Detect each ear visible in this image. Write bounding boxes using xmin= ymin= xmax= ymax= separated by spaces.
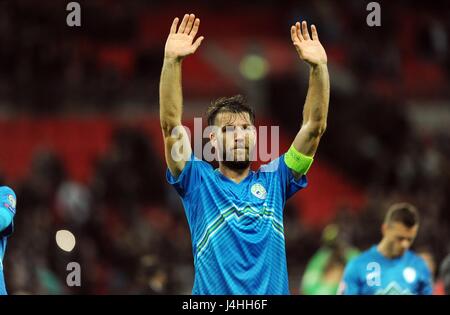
xmin=209 ymin=131 xmax=216 ymax=144
xmin=381 ymin=223 xmax=387 ymax=237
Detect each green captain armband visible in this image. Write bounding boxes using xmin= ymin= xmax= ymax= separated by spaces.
xmin=284 ymin=145 xmax=314 ymax=175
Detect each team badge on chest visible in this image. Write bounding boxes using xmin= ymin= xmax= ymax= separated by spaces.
xmin=403 ymin=267 xmax=416 ymax=283
xmin=251 ymin=183 xmax=267 ymax=200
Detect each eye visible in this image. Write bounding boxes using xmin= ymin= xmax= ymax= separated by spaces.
xmin=222 ymin=125 xmax=235 ymax=132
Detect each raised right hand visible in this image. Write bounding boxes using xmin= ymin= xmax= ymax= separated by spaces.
xmin=164 ymin=14 xmax=204 ymax=61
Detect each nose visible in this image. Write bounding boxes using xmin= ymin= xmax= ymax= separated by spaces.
xmin=234 ymin=126 xmax=247 ymax=140
xmin=401 ymin=240 xmax=410 ymax=250
xmin=234 ymin=137 xmax=245 ymax=149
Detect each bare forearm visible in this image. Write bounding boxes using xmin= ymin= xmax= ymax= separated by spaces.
xmin=302 ymin=63 xmax=329 ymax=128
xmin=159 ymin=57 xmax=183 ymax=133
xmin=292 ymin=64 xmax=329 ymax=158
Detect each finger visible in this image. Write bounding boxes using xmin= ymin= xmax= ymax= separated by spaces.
xmin=302 ymin=21 xmax=310 ymax=40
xmin=192 ymin=36 xmax=205 ymax=51
xmin=190 ymin=18 xmax=200 ymax=37
xmin=184 ymin=14 xmax=195 ymax=34
xmin=178 ymin=14 xmax=189 ymax=33
xmin=295 ymin=22 xmax=303 ymax=42
xmin=311 ymin=24 xmax=319 ymax=40
xmin=169 ymin=17 xmax=179 ymax=34
xmin=290 ymin=25 xmax=298 ymax=43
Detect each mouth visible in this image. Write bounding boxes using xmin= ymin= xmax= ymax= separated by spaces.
xmin=232 ymin=148 xmax=248 ymax=154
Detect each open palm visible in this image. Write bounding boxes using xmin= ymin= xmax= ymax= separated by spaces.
xmin=165 ymin=14 xmax=204 ymax=60
xmin=291 ymin=21 xmax=327 ymax=66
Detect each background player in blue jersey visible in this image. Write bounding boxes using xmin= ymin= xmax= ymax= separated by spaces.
xmin=159 ymin=13 xmax=329 ymax=294
xmin=339 ymin=203 xmax=432 ymax=295
xmin=0 ymin=186 xmax=17 ymax=295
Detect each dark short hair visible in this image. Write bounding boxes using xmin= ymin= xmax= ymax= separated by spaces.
xmin=206 ymin=95 xmax=255 ymax=126
xmin=384 ymin=203 xmax=419 ymax=228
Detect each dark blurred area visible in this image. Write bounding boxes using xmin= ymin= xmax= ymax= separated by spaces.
xmin=0 ymin=0 xmax=449 ymax=294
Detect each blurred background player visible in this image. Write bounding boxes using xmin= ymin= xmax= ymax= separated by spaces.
xmin=416 ymin=245 xmax=441 ymax=293
xmin=300 ymin=223 xmax=359 ymax=295
xmin=160 ymin=13 xmax=329 ymax=294
xmin=339 ymin=203 xmax=432 ymax=295
xmin=0 ymin=186 xmax=17 ymax=295
xmin=437 ymin=253 xmax=450 ymax=295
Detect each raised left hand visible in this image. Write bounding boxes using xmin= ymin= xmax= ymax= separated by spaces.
xmin=290 ymin=21 xmax=327 ymax=66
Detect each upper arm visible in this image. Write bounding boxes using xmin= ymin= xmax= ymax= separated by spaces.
xmin=0 ymin=187 xmax=16 ymax=233
xmin=339 ymin=260 xmax=361 ymax=295
xmin=292 ymin=121 xmax=326 ymax=157
xmin=285 ymin=121 xmax=326 ymax=179
xmin=162 ymin=124 xmax=192 ymax=178
xmin=418 ymin=260 xmax=433 ymax=295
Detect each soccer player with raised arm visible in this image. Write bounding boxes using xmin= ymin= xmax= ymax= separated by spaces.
xmin=339 ymin=203 xmax=432 ymax=295
xmin=159 ymin=13 xmax=329 ymax=294
xmin=0 ymin=186 xmax=17 ymax=295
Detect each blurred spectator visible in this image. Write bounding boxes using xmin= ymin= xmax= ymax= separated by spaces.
xmin=300 ymin=224 xmax=359 ymax=295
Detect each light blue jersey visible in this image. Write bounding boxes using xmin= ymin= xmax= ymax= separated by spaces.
xmin=0 ymin=186 xmax=16 ymax=295
xmin=339 ymin=245 xmax=432 ymax=295
xmin=167 ymin=153 xmax=307 ymax=294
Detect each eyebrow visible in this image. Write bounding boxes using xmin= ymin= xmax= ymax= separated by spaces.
xmin=221 ymin=122 xmax=251 ymax=127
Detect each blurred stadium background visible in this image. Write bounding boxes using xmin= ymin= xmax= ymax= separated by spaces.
xmin=0 ymin=0 xmax=449 ymax=294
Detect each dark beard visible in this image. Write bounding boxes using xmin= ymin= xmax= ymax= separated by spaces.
xmin=221 ymin=160 xmax=251 ymax=170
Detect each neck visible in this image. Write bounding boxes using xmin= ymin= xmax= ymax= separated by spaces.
xmin=218 ymin=163 xmax=251 ymax=184
xmin=377 ymin=239 xmax=395 ymax=259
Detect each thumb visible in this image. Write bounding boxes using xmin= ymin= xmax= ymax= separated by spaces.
xmin=193 ymin=36 xmax=205 ymax=51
